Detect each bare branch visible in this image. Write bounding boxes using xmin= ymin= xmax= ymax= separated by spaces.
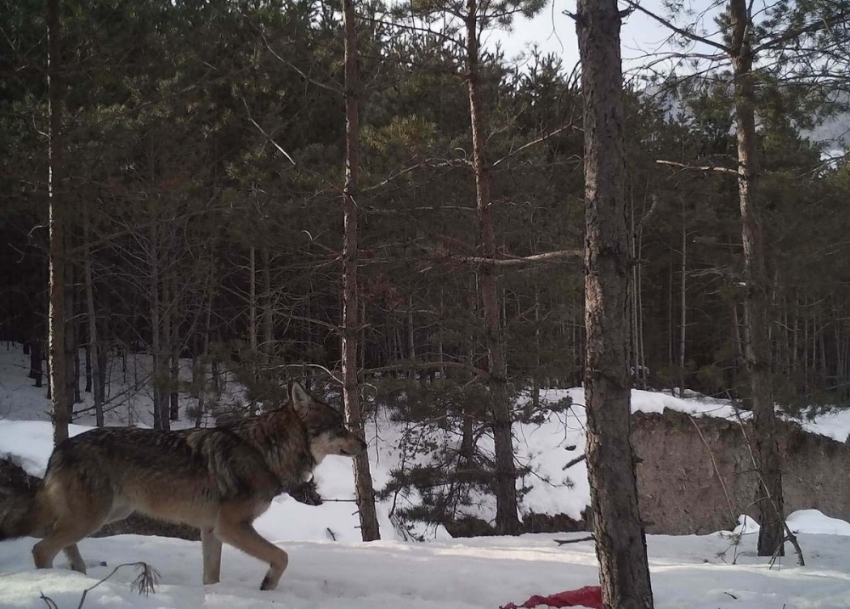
xmin=260 ymin=30 xmax=342 ymax=95
xmin=430 ymin=249 xmax=584 ymax=267
xmin=554 ymin=535 xmax=595 ymax=545
xmin=656 ymin=159 xmax=738 ymax=176
xmin=562 ymin=454 xmax=586 ymax=470
xmin=622 ymin=0 xmax=731 ymax=54
xmin=364 ymin=360 xmax=490 ymax=380
xmin=491 ymin=124 xmax=582 ymax=168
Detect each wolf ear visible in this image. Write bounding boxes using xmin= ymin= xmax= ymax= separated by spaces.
xmin=289 ymin=381 xmax=312 ymax=415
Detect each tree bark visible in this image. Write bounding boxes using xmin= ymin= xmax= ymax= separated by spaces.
xmin=576 ymin=0 xmax=654 ymax=606
xmin=464 ymin=0 xmax=520 ymax=536
xmin=47 ymin=0 xmax=69 ymax=445
xmin=729 ymin=0 xmax=784 ymax=558
xmin=342 ymin=0 xmax=380 ymax=542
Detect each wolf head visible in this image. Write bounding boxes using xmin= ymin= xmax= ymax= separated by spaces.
xmin=288 ymin=382 xmax=368 ymax=465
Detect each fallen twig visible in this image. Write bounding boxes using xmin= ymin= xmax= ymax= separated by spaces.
xmin=554 ymin=535 xmax=595 ymax=546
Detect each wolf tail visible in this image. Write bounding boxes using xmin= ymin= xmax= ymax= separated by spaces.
xmin=0 ymin=458 xmax=49 ymax=541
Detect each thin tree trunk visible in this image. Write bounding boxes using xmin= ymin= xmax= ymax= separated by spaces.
xmin=84 ymin=343 xmax=92 ymax=392
xmin=196 ymin=260 xmax=214 ymax=426
xmin=679 ymin=207 xmax=686 ymax=398
xmin=161 ymin=252 xmax=172 ymax=429
xmin=576 ymin=0 xmax=654 ymax=606
xmin=819 ymin=309 xmax=828 ymax=381
xmin=72 ymin=309 xmax=81 ymax=404
xmin=82 ymin=199 xmax=103 ymax=426
xmin=261 ymin=248 xmax=273 ymax=366
xmin=407 ymin=295 xmax=416 ymax=380
xmin=636 ymin=217 xmax=647 ymax=390
xmin=791 ymin=292 xmax=798 ymax=374
xmin=730 ymin=0 xmax=784 ymax=558
xmin=170 ymin=269 xmax=180 ymax=421
xmin=342 ymin=0 xmax=380 ymax=542
xmin=668 ymin=251 xmax=674 ymax=371
xmin=47 ymin=0 xmax=69 ymax=445
xmin=464 ymin=0 xmax=520 ymax=536
xmin=531 ymin=285 xmax=540 ymax=414
xmin=438 ymin=288 xmax=445 ymax=379
xmin=66 ymin=256 xmax=78 ymax=411
xmin=97 ymin=320 xmax=107 ymax=406
xmin=150 ymin=218 xmax=163 ymax=430
xmin=803 ymin=295 xmax=809 ymax=392
xmin=30 ymin=339 xmax=44 ymax=388
xmin=732 ymin=302 xmax=744 ymax=377
xmin=249 ymin=246 xmax=258 ymax=376
xmin=630 ymin=188 xmax=639 ymax=385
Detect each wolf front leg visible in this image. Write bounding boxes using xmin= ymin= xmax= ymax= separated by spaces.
xmin=201 ymin=527 xmax=222 ymax=585
xmin=215 ymin=505 xmax=288 ymax=591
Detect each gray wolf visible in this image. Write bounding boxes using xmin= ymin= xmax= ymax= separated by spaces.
xmin=0 ymin=381 xmax=366 ymax=590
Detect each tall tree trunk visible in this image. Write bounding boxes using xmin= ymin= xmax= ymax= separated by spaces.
xmin=464 ymin=0 xmax=520 ymax=536
xmin=576 ymin=1 xmax=654 ymax=606
xmin=729 ymin=0 xmax=784 ymax=558
xmin=47 ymin=0 xmax=70 ymax=445
xmin=679 ymin=207 xmax=686 ymax=398
xmin=82 ymin=199 xmax=104 ymax=426
xmin=342 ymin=0 xmax=380 ymax=542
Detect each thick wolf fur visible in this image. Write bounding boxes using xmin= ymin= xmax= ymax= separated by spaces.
xmin=0 ymin=382 xmax=366 ymax=591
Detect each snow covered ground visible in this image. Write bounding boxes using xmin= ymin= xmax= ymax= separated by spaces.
xmin=2 ymin=528 xmax=850 ymax=608
xmin=2 ymin=344 xmax=850 ymax=607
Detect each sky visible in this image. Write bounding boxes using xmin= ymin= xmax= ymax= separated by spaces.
xmin=486 ymin=0 xmax=719 ymax=72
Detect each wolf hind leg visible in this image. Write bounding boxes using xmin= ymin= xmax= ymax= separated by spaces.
xmin=215 ymin=508 xmax=288 ymax=591
xmin=202 ymin=527 xmax=222 ymax=585
xmin=59 ymin=504 xmax=134 ymax=572
xmin=33 ymin=503 xmax=109 ymax=571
